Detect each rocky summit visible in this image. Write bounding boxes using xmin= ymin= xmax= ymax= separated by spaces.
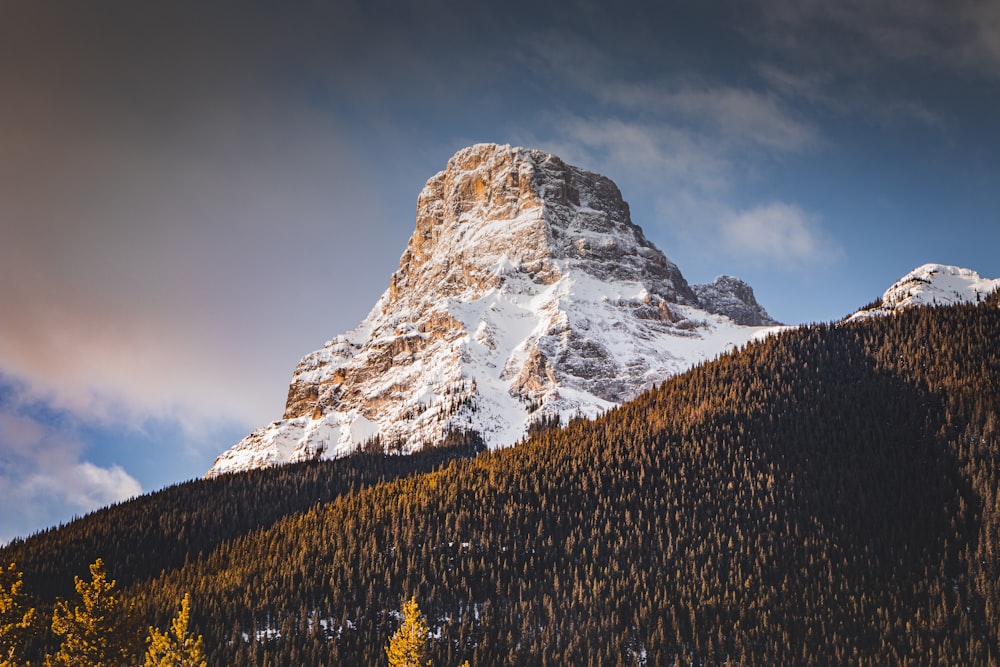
xmin=207 ymin=144 xmax=781 ymax=476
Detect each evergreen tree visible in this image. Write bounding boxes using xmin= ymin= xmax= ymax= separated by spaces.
xmin=1 ymin=562 xmax=37 ymax=667
xmin=386 ymin=597 xmax=430 ymax=667
xmin=143 ymin=594 xmax=206 ymax=667
xmin=47 ymin=558 xmax=137 ymax=667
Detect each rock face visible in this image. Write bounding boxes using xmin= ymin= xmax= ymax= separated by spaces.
xmin=693 ymin=275 xmax=779 ymax=326
xmin=207 ymin=144 xmax=781 ymax=476
xmin=848 ymin=263 xmax=1000 ymax=321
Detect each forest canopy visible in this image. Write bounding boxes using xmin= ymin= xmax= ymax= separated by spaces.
xmin=4 ymin=297 xmax=1000 ymax=665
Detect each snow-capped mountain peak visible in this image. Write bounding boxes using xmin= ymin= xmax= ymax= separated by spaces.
xmin=848 ymin=263 xmax=1000 ymax=321
xmin=206 ymin=144 xmax=781 ymax=477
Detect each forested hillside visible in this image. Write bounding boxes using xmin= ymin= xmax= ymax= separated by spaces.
xmin=5 ymin=296 xmax=1000 ymax=665
xmin=2 ymin=439 xmax=483 ymax=602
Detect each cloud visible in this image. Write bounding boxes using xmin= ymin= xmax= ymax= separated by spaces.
xmin=528 ymin=79 xmax=816 ymax=197
xmin=752 ymin=0 xmax=1000 ymax=75
xmin=968 ymin=1 xmax=1000 ymax=67
xmin=601 ymin=82 xmax=817 ymax=154
xmin=0 ymin=407 xmax=141 ymax=545
xmin=523 ymin=32 xmax=818 ymax=156
xmin=523 ymin=103 xmax=838 ymax=273
xmin=720 ymin=202 xmax=844 ymax=269
xmin=538 ymin=116 xmax=731 ymax=195
xmin=512 ymin=32 xmax=841 ymax=275
xmin=753 ymin=64 xmax=944 ymax=132
xmin=0 ymin=3 xmax=405 ymax=437
xmin=647 ymin=193 xmax=843 ymax=271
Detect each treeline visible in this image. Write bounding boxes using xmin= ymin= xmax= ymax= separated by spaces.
xmin=1 ymin=439 xmax=484 ymax=603
xmin=6 ymin=298 xmax=1000 ymax=664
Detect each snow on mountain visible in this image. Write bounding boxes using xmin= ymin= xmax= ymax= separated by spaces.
xmin=848 ymin=263 xmax=1000 ymax=321
xmin=206 ymin=144 xmax=782 ymax=477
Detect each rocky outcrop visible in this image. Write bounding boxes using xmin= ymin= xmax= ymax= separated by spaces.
xmin=693 ymin=275 xmax=780 ymax=326
xmin=207 ymin=144 xmax=780 ymax=476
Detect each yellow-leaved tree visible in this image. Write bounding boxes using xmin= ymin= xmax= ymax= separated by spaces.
xmin=1 ymin=562 xmax=37 ymax=667
xmin=385 ymin=596 xmax=430 ymax=667
xmin=143 ymin=593 xmax=206 ymax=667
xmin=46 ymin=558 xmax=139 ymax=667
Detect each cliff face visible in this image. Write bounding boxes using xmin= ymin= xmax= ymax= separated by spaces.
xmin=693 ymin=275 xmax=779 ymax=326
xmin=207 ymin=144 xmax=780 ymax=476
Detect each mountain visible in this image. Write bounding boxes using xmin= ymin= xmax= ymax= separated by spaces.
xmin=207 ymin=144 xmax=780 ymax=476
xmin=849 ymin=263 xmax=1000 ymax=320
xmin=6 ymin=295 xmax=999 ymax=665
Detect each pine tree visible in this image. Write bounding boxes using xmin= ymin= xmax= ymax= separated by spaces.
xmin=1 ymin=562 xmax=37 ymax=667
xmin=385 ymin=597 xmax=430 ymax=667
xmin=143 ymin=593 xmax=206 ymax=667
xmin=47 ymin=558 xmax=137 ymax=667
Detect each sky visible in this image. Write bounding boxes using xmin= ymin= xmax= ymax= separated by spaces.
xmin=2 ymin=0 xmax=999 ymax=544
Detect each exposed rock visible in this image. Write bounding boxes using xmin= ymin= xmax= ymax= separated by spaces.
xmin=693 ymin=275 xmax=780 ymax=326
xmin=207 ymin=144 xmax=781 ymax=477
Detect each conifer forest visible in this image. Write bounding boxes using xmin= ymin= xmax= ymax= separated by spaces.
xmin=4 ymin=296 xmax=1000 ymax=665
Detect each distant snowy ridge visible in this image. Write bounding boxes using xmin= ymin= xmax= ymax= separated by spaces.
xmin=206 ymin=144 xmax=782 ymax=477
xmin=848 ymin=264 xmax=1000 ymax=321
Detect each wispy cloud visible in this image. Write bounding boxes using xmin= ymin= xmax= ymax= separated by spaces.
xmin=755 ymin=62 xmax=943 ymax=129
xmin=530 ymin=112 xmax=840 ymax=271
xmin=720 ymin=202 xmax=843 ymax=269
xmin=645 ymin=193 xmax=843 ymax=271
xmin=0 ymin=406 xmax=141 ymax=544
xmin=599 ymin=82 xmax=818 ymax=154
xmin=515 ymin=64 xmax=834 ymax=272
xmin=511 ymin=29 xmax=841 ymax=274
xmin=752 ymin=0 xmax=1000 ymax=76
xmin=541 ymin=116 xmax=731 ymax=194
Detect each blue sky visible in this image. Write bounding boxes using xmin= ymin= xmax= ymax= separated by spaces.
xmin=2 ymin=0 xmax=999 ymax=543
